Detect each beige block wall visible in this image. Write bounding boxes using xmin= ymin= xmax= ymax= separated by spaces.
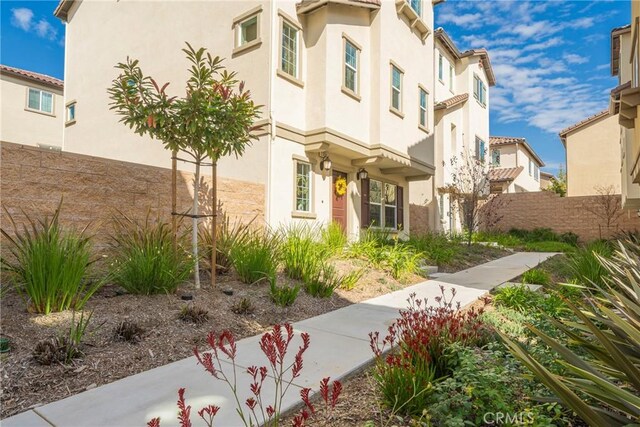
xmin=0 ymin=75 xmax=63 ymax=148
xmin=1 ymin=142 xmax=265 ymax=252
xmin=565 ymin=114 xmax=621 ymax=197
xmin=479 ymin=191 xmax=640 ymax=242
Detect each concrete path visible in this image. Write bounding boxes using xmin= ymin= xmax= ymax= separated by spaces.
xmin=2 ymin=252 xmax=556 ymax=427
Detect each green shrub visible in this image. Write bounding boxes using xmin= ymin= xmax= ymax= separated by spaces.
xmin=524 ymin=241 xmax=575 ymax=253
xmin=1 ymin=202 xmax=98 ymax=314
xmin=280 ymin=223 xmax=324 ymax=281
xmin=386 ymin=243 xmax=422 ymax=280
xmin=473 ymin=230 xmax=523 ymax=248
xmin=493 ymin=284 xmax=540 ymax=312
xmin=320 ymin=222 xmax=347 ymax=256
xmin=33 ymin=310 xmax=93 ymax=364
xmin=407 ymin=232 xmax=459 ymax=265
xmin=569 ymin=240 xmax=613 ymax=287
xmin=521 ymin=268 xmax=551 ymax=286
xmin=339 ymin=268 xmax=364 ymax=290
xmin=302 ymin=263 xmax=341 ymax=298
xmin=110 ymin=212 xmax=193 ymax=295
xmin=230 ymin=231 xmax=280 ymax=285
xmin=269 ymin=277 xmax=299 ymax=307
xmin=560 ymin=232 xmax=579 ymax=245
xmin=199 ymin=212 xmax=254 ymax=273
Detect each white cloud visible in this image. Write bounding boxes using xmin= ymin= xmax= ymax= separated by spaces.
xmin=595 ymin=63 xmax=610 ymax=71
xmin=567 ymin=17 xmax=595 ymax=29
xmin=34 ymin=19 xmax=57 ymax=40
xmin=524 ymin=37 xmax=562 ymax=51
xmin=563 ymin=53 xmax=589 ymax=64
xmin=11 ymin=8 xmax=33 ymax=31
xmin=438 ymin=12 xmax=483 ymax=29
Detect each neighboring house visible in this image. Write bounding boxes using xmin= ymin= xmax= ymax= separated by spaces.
xmin=539 ymin=171 xmax=554 ymax=190
xmin=558 ymin=110 xmax=621 ymax=197
xmin=55 ymin=0 xmax=438 ymax=238
xmin=487 ymin=136 xmax=544 ymax=194
xmin=0 ymin=65 xmax=64 ymax=149
xmin=431 ymin=28 xmax=495 ymax=233
xmin=610 ymin=21 xmax=640 ymax=208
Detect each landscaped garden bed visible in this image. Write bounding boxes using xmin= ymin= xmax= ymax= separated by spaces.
xmin=0 ymin=205 xmax=508 ymax=419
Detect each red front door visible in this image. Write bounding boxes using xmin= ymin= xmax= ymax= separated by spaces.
xmin=332 ymin=171 xmax=348 ymax=232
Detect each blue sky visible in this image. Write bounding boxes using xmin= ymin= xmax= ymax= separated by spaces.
xmin=1 ymin=0 xmax=630 ymax=175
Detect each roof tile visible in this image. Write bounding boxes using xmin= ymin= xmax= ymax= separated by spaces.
xmin=488 ymin=166 xmax=524 ymax=182
xmin=434 ymin=93 xmax=469 ymax=110
xmin=0 ymin=64 xmax=63 ymax=89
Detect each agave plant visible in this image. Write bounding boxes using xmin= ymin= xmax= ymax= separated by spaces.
xmin=499 ymin=240 xmax=640 ymax=426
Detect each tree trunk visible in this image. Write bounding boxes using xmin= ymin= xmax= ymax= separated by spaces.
xmin=171 ymin=150 xmax=177 ymax=253
xmin=211 ymin=162 xmax=218 ymax=288
xmin=192 ymin=160 xmax=201 ymax=289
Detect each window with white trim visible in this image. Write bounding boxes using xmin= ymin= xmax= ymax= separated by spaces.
xmin=344 ymin=39 xmax=358 ymax=93
xmin=449 ymin=64 xmax=454 ymax=91
xmin=281 ymin=21 xmax=299 ymax=78
xmin=369 ymin=179 xmax=398 ymax=229
xmin=295 ymin=161 xmax=312 ymax=212
xmin=473 ymin=74 xmax=487 ymax=106
xmin=534 ymin=165 xmax=540 ymax=181
xmin=237 ymin=15 xmax=258 ymax=47
xmin=491 ymin=149 xmax=500 ymax=166
xmin=27 ymin=88 xmax=54 ymax=114
xmin=529 ymin=159 xmax=533 ymax=176
xmin=407 ymin=0 xmax=422 ymax=17
xmin=438 ymin=53 xmax=443 ymax=81
xmin=66 ymin=102 xmax=76 ymax=123
xmin=391 ymin=65 xmax=403 ymax=112
xmin=419 ymin=87 xmax=428 ymax=128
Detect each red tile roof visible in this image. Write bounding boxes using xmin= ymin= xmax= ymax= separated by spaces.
xmin=0 ymin=64 xmax=63 ymax=89
xmin=488 ymin=166 xmax=524 ymax=183
xmin=558 ymin=109 xmax=609 ymax=139
xmin=434 ymin=93 xmax=469 ymax=110
xmin=434 ymin=28 xmax=496 ymax=87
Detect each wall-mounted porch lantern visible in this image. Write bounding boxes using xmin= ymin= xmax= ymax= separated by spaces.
xmin=320 ymin=153 xmax=332 ymax=171
xmin=357 ymin=168 xmax=368 ymax=180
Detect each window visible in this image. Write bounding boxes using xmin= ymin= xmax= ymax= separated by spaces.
xmin=419 ymin=86 xmax=428 ymax=129
xmin=390 ymin=64 xmax=403 ymax=113
xmin=475 ymin=137 xmax=486 ymax=162
xmin=438 ymin=54 xmax=443 ymax=81
xmin=491 ymin=149 xmax=500 ymax=166
xmin=528 ymin=159 xmax=533 ymax=176
xmin=343 ymin=38 xmax=359 ymax=94
xmin=27 ymin=88 xmax=54 ymax=114
xmin=449 ymin=64 xmax=454 ymax=92
xmin=369 ymin=179 xmax=398 ymax=229
xmin=281 ymin=21 xmax=299 ymax=78
xmin=534 ymin=165 xmax=540 ymax=181
xmin=473 ymin=74 xmax=487 ymax=106
xmin=239 ymin=16 xmax=258 ymax=45
xmin=407 ymin=0 xmax=421 ymax=17
xmin=66 ymin=102 xmax=76 ymax=124
xmin=295 ymin=161 xmax=312 ymax=212
xmin=233 ymin=6 xmax=262 ymax=53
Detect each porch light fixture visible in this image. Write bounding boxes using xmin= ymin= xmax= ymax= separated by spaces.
xmin=357 ymin=168 xmax=368 ymax=180
xmin=320 ymin=153 xmax=332 ymax=171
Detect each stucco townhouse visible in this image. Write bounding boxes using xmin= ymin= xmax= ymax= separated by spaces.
xmin=487 ymin=136 xmax=545 ymax=194
xmin=0 ymin=65 xmax=64 ymax=149
xmin=427 ymin=27 xmax=495 ymax=233
xmin=53 ymin=0 xmax=449 ymax=239
xmin=610 ymin=16 xmax=640 ymax=209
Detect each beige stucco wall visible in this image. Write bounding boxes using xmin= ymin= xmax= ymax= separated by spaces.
xmin=566 ymin=114 xmax=621 ymax=197
xmin=63 ymin=0 xmax=270 ymax=185
xmin=0 ymin=75 xmax=63 ymax=148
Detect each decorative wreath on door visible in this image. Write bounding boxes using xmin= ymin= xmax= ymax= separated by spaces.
xmin=334 ymin=177 xmax=347 ymax=197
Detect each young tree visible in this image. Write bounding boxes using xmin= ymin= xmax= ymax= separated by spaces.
xmin=108 ymin=43 xmax=263 ymax=288
xmin=545 ymin=166 xmax=567 ymax=197
xmin=441 ymin=149 xmax=490 ymax=246
xmin=584 ymin=185 xmax=624 ymax=239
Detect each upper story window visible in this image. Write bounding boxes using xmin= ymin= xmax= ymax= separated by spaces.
xmin=473 ymin=74 xmax=487 ymax=107
xmin=281 ymin=21 xmax=299 ymax=78
xmin=449 ymin=64 xmax=454 ymax=92
xmin=491 ymin=149 xmax=500 ymax=166
xmin=475 ymin=136 xmax=486 ymax=163
xmin=419 ymin=86 xmax=428 ymax=130
xmin=390 ymin=62 xmax=404 ymax=116
xmin=342 ymin=35 xmax=361 ymax=99
xmin=295 ymin=160 xmax=312 ymax=212
xmin=407 ymin=0 xmax=422 ymax=17
xmin=233 ymin=6 xmax=262 ymax=55
xmin=438 ymin=54 xmax=444 ymax=81
xmin=528 ymin=159 xmax=533 ymax=176
xmin=27 ymin=88 xmax=54 ymax=114
xmin=534 ymin=165 xmax=540 ymax=181
xmin=66 ymin=101 xmax=76 ymax=125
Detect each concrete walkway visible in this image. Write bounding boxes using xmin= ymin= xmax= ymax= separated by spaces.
xmin=2 ymin=252 xmax=556 ymax=427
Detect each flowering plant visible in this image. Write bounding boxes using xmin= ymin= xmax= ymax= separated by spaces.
xmin=148 ymin=323 xmax=341 ymax=427
xmin=334 ymin=177 xmax=347 ymax=197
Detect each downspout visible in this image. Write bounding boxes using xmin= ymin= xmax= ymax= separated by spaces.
xmin=265 ymin=0 xmax=276 ymax=225
xmin=61 ymin=20 xmax=68 ymax=151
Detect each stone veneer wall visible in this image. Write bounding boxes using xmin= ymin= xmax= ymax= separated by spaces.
xmin=479 ymin=191 xmax=640 ymax=242
xmin=1 ymin=142 xmax=265 ymax=251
